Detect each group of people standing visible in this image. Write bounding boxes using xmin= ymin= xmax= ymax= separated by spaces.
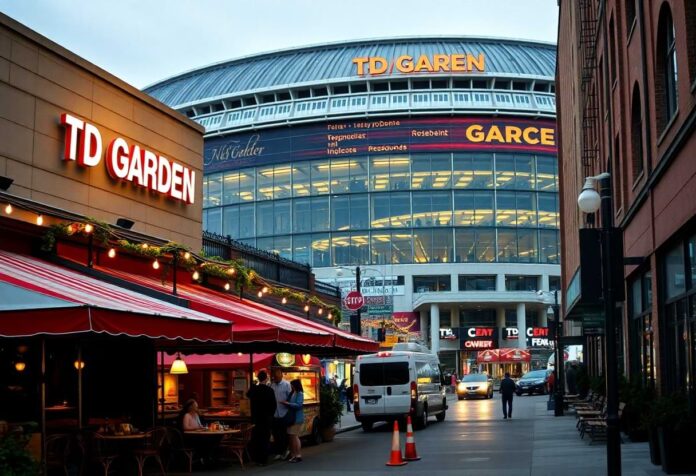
xmin=246 ymin=368 xmax=305 ymax=465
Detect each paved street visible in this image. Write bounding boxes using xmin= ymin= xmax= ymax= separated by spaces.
xmin=171 ymin=394 xmax=670 ymax=476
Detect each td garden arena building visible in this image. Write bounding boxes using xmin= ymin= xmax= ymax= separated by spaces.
xmin=146 ymin=37 xmax=562 ymax=375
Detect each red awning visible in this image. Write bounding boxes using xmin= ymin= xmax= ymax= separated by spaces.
xmin=97 ymin=265 xmax=378 ymax=353
xmin=0 ymin=251 xmax=231 ymax=343
xmin=498 ymin=348 xmax=531 ymax=362
xmin=162 ymin=353 xmax=321 ymax=370
xmin=476 ymin=349 xmax=499 ymax=363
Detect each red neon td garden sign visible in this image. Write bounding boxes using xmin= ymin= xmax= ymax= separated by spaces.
xmin=60 ymin=113 xmax=196 ymax=204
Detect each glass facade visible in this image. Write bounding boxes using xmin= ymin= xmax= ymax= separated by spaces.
xmin=202 ymin=152 xmax=559 ymax=267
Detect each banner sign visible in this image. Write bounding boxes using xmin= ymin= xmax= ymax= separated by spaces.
xmin=459 ymin=327 xmax=498 ymax=350
xmin=204 ymin=117 xmax=557 ymax=172
xmin=352 ymin=53 xmax=485 ymax=76
xmin=392 ymin=312 xmax=420 ymax=333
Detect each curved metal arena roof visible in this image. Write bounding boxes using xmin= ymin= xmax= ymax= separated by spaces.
xmin=145 ymin=37 xmax=556 ymax=107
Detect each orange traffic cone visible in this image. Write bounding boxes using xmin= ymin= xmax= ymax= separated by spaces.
xmin=385 ymin=420 xmax=407 ymax=466
xmin=404 ymin=415 xmax=421 ymax=461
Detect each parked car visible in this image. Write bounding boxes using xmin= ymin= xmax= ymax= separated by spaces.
xmin=456 ymin=374 xmax=493 ymax=400
xmin=515 ymin=369 xmax=552 ymax=395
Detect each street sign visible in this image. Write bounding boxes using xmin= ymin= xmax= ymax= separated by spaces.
xmin=367 ymin=304 xmax=392 ymax=316
xmin=344 ymin=291 xmax=365 ymax=311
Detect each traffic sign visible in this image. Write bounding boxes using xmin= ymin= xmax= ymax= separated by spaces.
xmin=344 ymin=291 xmax=365 ymax=311
xmin=367 ymin=304 xmax=393 ymax=316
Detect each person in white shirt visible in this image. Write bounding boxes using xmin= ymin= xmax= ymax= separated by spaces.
xmin=270 ymin=368 xmax=292 ymax=460
xmin=181 ymin=399 xmax=205 ymax=431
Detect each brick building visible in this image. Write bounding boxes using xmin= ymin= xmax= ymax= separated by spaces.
xmin=556 ymin=0 xmax=696 ymax=397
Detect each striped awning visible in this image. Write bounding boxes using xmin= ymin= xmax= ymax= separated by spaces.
xmin=0 ymin=251 xmax=232 ymax=343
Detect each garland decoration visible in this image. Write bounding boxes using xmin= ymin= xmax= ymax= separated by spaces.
xmin=37 ymin=216 xmax=341 ymax=324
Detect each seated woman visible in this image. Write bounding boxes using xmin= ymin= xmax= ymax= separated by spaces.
xmin=180 ymin=399 xmax=205 ymax=431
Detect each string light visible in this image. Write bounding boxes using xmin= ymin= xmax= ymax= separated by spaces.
xmin=262 ymin=286 xmax=268 ymax=294
xmin=192 ymin=271 xmax=200 ymax=281
xmin=304 ymin=304 xmax=310 ymax=312
xmin=318 ymin=308 xmax=323 ymax=315
xmin=224 ymin=282 xmax=231 ymax=291
xmin=107 ymin=248 xmax=116 ymax=258
xmin=328 ymin=313 xmax=333 ymax=319
xmin=36 ymin=215 xmax=43 ymax=226
xmin=14 ymin=361 xmax=26 ymax=372
xmin=141 ymin=243 xmax=149 ymax=249
xmin=73 ymin=359 xmax=85 ymax=370
xmin=84 ymin=223 xmax=93 ymax=234
xmin=257 ymin=291 xmax=263 ymax=298
xmin=226 ymin=268 xmax=235 ymax=275
xmin=237 ymin=352 xmax=243 ymax=356
xmin=281 ymin=297 xmax=287 ymax=304
xmin=4 ymin=204 xmax=12 ymax=214
xmin=183 ymin=252 xmax=191 ymax=260
xmin=152 ymin=259 xmax=160 ymax=270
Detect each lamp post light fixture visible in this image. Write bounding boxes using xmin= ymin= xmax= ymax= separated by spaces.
xmin=578 ymin=172 xmax=621 ymax=476
xmin=545 ymin=292 xmax=564 ymax=417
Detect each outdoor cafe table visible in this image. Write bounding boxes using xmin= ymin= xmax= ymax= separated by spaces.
xmin=184 ymin=428 xmax=242 ymax=465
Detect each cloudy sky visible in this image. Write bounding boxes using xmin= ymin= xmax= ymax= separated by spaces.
xmin=0 ymin=0 xmax=559 ymax=88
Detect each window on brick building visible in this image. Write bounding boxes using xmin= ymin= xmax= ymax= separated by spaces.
xmin=655 ymin=4 xmax=679 ymax=131
xmin=609 ymin=16 xmax=617 ymax=86
xmin=630 ymin=84 xmax=644 ymax=182
xmin=686 ymin=0 xmax=696 ymax=84
xmin=613 ymin=134 xmax=623 ymax=213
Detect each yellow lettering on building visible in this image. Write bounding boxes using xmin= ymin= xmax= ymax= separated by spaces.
xmin=464 ymin=124 xmax=556 ymax=147
xmin=352 ymin=57 xmax=369 ymax=76
xmin=352 ymin=53 xmax=486 ymax=76
xmin=396 ymin=55 xmax=414 ymax=73
xmin=466 ymin=125 xmax=485 ymax=142
xmin=467 ymin=53 xmax=485 ymax=72
xmin=522 ymin=127 xmax=540 ymax=144
xmin=414 ymin=55 xmax=433 ymax=73
xmin=451 ymin=54 xmax=466 ymax=72
xmin=369 ymin=57 xmax=388 ymax=75
xmin=540 ymin=128 xmax=555 ymax=145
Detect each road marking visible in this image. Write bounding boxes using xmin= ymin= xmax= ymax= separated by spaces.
xmin=462 ymin=457 xmax=491 ymax=462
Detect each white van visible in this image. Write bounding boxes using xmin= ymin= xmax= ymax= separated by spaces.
xmin=353 ymin=342 xmax=447 ymax=431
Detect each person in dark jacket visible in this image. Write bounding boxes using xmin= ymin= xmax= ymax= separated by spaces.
xmin=246 ymin=370 xmax=277 ymax=466
xmin=499 ymin=372 xmax=516 ymax=419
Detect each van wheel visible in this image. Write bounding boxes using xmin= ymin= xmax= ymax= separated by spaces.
xmin=416 ymin=407 xmax=428 ymax=430
xmin=361 ymin=421 xmax=373 ymax=432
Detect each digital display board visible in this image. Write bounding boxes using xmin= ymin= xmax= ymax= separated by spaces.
xmin=204 ymin=117 xmax=556 ymax=172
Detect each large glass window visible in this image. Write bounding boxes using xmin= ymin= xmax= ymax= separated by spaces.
xmin=293 ymin=234 xmax=311 ymax=265
xmin=471 ymin=154 xmax=494 ymax=189
xmin=239 ymin=203 xmax=255 ymax=238
xmin=274 ymin=200 xmax=291 ymax=235
xmin=331 ymin=232 xmax=350 ymax=265
xmin=256 ymin=202 xmax=274 ymax=236
xmin=413 ymin=275 xmax=451 ymax=292
xmin=371 ymin=232 xmax=391 ymax=264
xmin=506 ymin=275 xmax=539 ymax=291
xmin=274 ymin=165 xmax=292 ymax=199
xmin=411 ymin=154 xmax=451 ymax=189
xmin=292 ymin=163 xmax=310 ymax=197
xmin=389 ymin=193 xmax=411 ymax=228
xmin=331 ymin=195 xmax=350 ymax=230
xmin=208 ymin=173 xmax=223 ymax=207
xmin=390 ymin=155 xmax=410 ymax=191
xmin=391 ymin=231 xmax=413 ymax=264
xmin=538 ymin=193 xmax=559 ymax=228
xmin=330 ymin=159 xmax=351 ymax=194
xmin=206 ymin=207 xmax=222 ymax=234
xmin=370 ymin=156 xmax=390 ymax=191
xmin=413 ymin=228 xmax=453 ymax=263
xmin=496 ymin=192 xmax=517 ymax=226
xmin=452 ymin=153 xmax=474 ymax=188
xmin=666 ymin=244 xmax=686 ymax=299
xmin=536 ymin=155 xmax=557 ymax=191
xmin=539 ymin=229 xmax=559 ymax=263
xmin=257 ymin=166 xmax=274 ymax=200
xmin=496 ymin=154 xmax=516 ymax=189
xmin=311 ymin=233 xmax=330 ymax=267
xmin=222 ymin=171 xmax=239 ymax=204
xmin=238 ymin=170 xmax=255 ymax=202
xmin=223 ymin=206 xmax=239 ymax=238
xmin=413 ymin=191 xmax=451 ymax=227
xmin=459 ymin=275 xmax=497 ymax=291
xmin=498 ymin=229 xmax=517 ymax=262
xmin=517 ymin=229 xmax=538 ymax=262
xmin=350 ymin=194 xmax=369 ymax=230
xmin=350 ymin=157 xmax=368 ymax=192
xmin=293 ymin=198 xmax=311 ymax=233
xmin=311 ymin=196 xmax=330 ymax=231
xmin=311 ymin=160 xmax=330 ymax=195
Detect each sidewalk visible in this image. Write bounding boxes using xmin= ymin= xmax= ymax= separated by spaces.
xmin=336 ymin=404 xmax=359 ymax=433
xmin=530 ymin=399 xmax=667 ymax=476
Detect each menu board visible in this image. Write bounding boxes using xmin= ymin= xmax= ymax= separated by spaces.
xmin=204 ymin=117 xmax=557 ymax=172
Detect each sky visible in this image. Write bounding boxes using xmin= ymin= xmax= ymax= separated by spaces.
xmin=0 ymin=0 xmax=559 ymax=89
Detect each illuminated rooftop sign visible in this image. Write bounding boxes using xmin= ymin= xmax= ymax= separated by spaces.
xmin=352 ymin=53 xmax=485 ymax=76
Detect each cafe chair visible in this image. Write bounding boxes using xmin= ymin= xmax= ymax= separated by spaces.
xmin=133 ymin=427 xmax=167 ymax=476
xmin=164 ymin=427 xmax=193 ymax=473
xmin=46 ymin=433 xmax=71 ymax=476
xmin=81 ymin=431 xmax=119 ymax=476
xmin=219 ymin=423 xmax=254 ymax=469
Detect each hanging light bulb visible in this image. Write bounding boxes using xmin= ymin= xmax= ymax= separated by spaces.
xmin=281 ymin=297 xmax=287 ymax=304
xmin=84 ymin=223 xmax=93 ymax=234
xmin=257 ymin=291 xmax=263 ymax=298
xmin=304 ymin=304 xmax=310 ymax=312
xmin=36 ymin=215 xmax=43 ymax=226
xmin=227 ymin=268 xmax=235 ymax=275
xmin=262 ymin=286 xmax=268 ymax=294
xmin=14 ymin=360 xmax=26 ymax=372
xmin=328 ymin=312 xmax=333 ymax=319
xmin=73 ymin=359 xmax=85 ymax=370
xmin=152 ymin=259 xmax=160 ymax=270
xmin=107 ymin=248 xmax=116 ymax=258
xmin=170 ymin=352 xmax=188 ymax=375
xmin=4 ymin=204 xmax=12 ymax=214
xmin=141 ymin=243 xmax=149 ymax=249
xmin=192 ymin=271 xmax=200 ymax=281
xmin=237 ymin=352 xmax=243 ymax=356
xmin=183 ymin=252 xmax=191 ymax=260
xmin=224 ymin=282 xmax=231 ymax=291
xmin=318 ymin=308 xmax=324 ymax=315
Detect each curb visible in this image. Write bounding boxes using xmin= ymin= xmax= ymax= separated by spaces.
xmin=336 ymin=423 xmax=361 ymax=434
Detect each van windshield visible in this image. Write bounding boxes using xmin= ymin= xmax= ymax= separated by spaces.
xmin=360 ymin=362 xmax=410 ymax=386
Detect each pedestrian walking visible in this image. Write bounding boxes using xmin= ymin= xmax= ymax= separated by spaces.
xmin=566 ymin=363 xmax=578 ymax=395
xmin=345 ymin=382 xmax=353 ymax=412
xmin=246 ymin=370 xmax=276 ymax=466
xmin=499 ymin=372 xmax=516 ymax=419
xmin=270 ymin=368 xmax=292 ymax=460
xmin=281 ymin=379 xmax=305 ymax=463
xmin=450 ymin=373 xmax=457 ymax=394
xmin=547 ymin=370 xmax=555 ymax=398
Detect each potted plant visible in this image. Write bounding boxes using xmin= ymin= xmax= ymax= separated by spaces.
xmin=647 ymin=393 xmax=696 ymax=473
xmin=318 ymin=382 xmax=343 ymax=442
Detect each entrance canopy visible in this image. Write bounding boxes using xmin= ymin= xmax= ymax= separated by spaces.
xmin=0 ymin=251 xmax=231 ymax=343
xmin=476 ymin=348 xmax=531 ymax=364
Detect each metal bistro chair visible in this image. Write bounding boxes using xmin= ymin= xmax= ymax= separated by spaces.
xmin=46 ymin=433 xmax=72 ymax=476
xmin=81 ymin=431 xmax=119 ymax=476
xmin=132 ymin=427 xmax=167 ymax=476
xmin=164 ymin=427 xmax=194 ymax=473
xmin=219 ymin=423 xmax=255 ymax=469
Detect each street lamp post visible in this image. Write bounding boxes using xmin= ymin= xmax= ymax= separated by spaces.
xmin=337 ymin=266 xmax=389 ymax=338
xmin=550 ymin=291 xmax=564 ymax=416
xmin=578 ymin=172 xmax=621 ymax=476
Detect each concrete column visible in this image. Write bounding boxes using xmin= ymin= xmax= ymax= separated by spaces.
xmin=452 ymin=307 xmax=460 ymax=328
xmin=539 ymin=308 xmax=548 ymax=327
xmin=496 ymin=307 xmax=506 ymax=348
xmin=516 ymin=302 xmax=526 ymax=349
xmin=419 ymin=310 xmax=428 ymax=346
xmin=430 ymin=303 xmax=440 ymax=354
xmin=496 ymin=273 xmax=506 ymax=292
xmin=540 ymin=274 xmax=550 ymax=292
